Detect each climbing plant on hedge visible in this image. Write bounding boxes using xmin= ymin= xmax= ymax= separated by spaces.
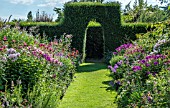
xmin=62 ymin=2 xmax=121 ymax=61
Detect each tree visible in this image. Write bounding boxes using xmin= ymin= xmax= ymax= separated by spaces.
xmin=79 ymin=0 xmax=104 ymax=3
xmin=27 ymin=11 xmax=33 ymax=22
xmin=53 ymin=7 xmax=64 ymax=22
xmin=124 ymin=1 xmax=131 ymax=13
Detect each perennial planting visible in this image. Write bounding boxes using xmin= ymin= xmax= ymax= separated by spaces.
xmin=0 ymin=25 xmax=80 ymax=107
xmin=108 ymin=22 xmax=170 ymax=107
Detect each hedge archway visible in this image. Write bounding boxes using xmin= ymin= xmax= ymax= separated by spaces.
xmin=62 ymin=2 xmax=121 ymax=61
xmin=85 ymin=25 xmax=105 ymax=61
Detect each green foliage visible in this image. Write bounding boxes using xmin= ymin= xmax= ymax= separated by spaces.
xmin=63 ymin=2 xmax=121 ymax=61
xmin=121 ymin=23 xmax=151 ymax=41
xmin=79 ymin=0 xmax=104 ymax=2
xmin=27 ymin=11 xmax=33 ymax=22
xmin=138 ymin=6 xmax=168 ymax=23
xmin=0 ymin=26 xmax=80 ymax=107
xmin=122 ymin=0 xmax=169 ymax=23
xmin=34 ymin=10 xmax=53 ymax=22
xmin=7 ymin=21 xmax=150 ymax=63
xmin=6 ymin=2 xmax=151 ymax=62
xmin=87 ymin=21 xmax=101 ymax=27
xmin=0 ymin=26 xmax=35 ymax=48
xmin=108 ymin=21 xmax=170 ymax=107
xmin=53 ymin=7 xmax=64 ymax=22
xmin=109 ymin=55 xmax=123 ymax=66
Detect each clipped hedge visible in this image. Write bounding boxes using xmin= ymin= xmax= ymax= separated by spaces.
xmin=7 ymin=2 xmax=152 ymax=61
xmin=63 ymin=2 xmax=121 ymax=61
xmin=7 ymin=22 xmax=151 ymax=61
xmin=17 ymin=22 xmax=63 ymax=40
xmin=121 ymin=23 xmax=152 ymax=40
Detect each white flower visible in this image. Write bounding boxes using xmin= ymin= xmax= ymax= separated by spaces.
xmin=7 ymin=48 xmax=16 ymax=54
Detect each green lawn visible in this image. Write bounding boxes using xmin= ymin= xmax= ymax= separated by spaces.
xmin=58 ymin=63 xmax=117 ymax=108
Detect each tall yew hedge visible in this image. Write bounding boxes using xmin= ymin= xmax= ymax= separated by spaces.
xmin=8 ymin=2 xmax=151 ymax=61
xmin=62 ymin=2 xmax=121 ymax=61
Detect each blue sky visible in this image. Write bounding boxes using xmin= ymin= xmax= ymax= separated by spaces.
xmin=0 ymin=0 xmax=165 ymax=21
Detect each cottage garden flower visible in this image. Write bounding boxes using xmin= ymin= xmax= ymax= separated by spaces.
xmin=0 ymin=27 xmax=80 ymax=107
xmin=108 ymin=22 xmax=170 ymax=107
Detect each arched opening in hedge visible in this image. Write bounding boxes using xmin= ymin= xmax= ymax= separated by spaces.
xmin=84 ymin=21 xmax=105 ymax=61
xmin=63 ymin=2 xmax=121 ymax=62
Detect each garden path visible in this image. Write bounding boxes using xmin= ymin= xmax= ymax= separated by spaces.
xmin=58 ymin=63 xmax=117 ymax=108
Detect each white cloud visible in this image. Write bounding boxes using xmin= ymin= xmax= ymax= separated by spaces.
xmin=37 ymin=2 xmax=56 ymax=7
xmin=10 ymin=0 xmax=34 ymax=5
xmin=37 ymin=0 xmax=70 ymax=7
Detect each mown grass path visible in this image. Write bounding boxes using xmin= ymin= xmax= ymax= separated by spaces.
xmin=58 ymin=63 xmax=117 ymax=108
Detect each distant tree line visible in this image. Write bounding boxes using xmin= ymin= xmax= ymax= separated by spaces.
xmin=72 ymin=0 xmax=104 ymax=3
xmin=27 ymin=10 xmax=54 ymax=22
xmin=122 ymin=0 xmax=170 ymax=23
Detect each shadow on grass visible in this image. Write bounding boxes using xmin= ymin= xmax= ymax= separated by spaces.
xmin=77 ymin=63 xmax=107 ymax=73
xmin=102 ymin=80 xmax=119 ymax=91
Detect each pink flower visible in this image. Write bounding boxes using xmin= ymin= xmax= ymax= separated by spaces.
xmin=23 ymin=42 xmax=27 ymax=46
xmin=3 ymin=36 xmax=7 ymax=41
xmin=132 ymin=66 xmax=142 ymax=72
xmin=12 ymin=40 xmax=16 ymax=43
xmin=39 ymin=43 xmax=45 ymax=47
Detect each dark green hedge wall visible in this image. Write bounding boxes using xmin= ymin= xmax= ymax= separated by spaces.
xmin=8 ymin=22 xmax=150 ymax=51
xmin=63 ymin=2 xmax=121 ymax=61
xmin=18 ymin=22 xmax=64 ymax=40
xmin=7 ymin=2 xmax=152 ymax=61
xmin=121 ymin=23 xmax=151 ymax=40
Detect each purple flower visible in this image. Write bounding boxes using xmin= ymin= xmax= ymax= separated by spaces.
xmin=108 ymin=65 xmax=117 ymax=73
xmin=113 ymin=52 xmax=117 ymax=55
xmin=112 ymin=68 xmax=116 ymax=73
xmin=59 ymin=62 xmax=63 ymax=66
xmin=152 ymin=72 xmax=157 ymax=76
xmin=117 ymin=60 xmax=123 ymax=66
xmin=109 ymin=81 xmax=114 ymax=87
xmin=117 ymin=81 xmax=121 ymax=85
xmin=139 ymin=59 xmax=146 ymax=64
xmin=115 ymin=43 xmax=133 ymax=52
xmin=154 ymin=61 xmax=159 ymax=65
xmin=146 ymin=55 xmax=152 ymax=60
xmin=114 ymin=64 xmax=119 ymax=69
xmin=46 ymin=56 xmax=51 ymax=61
xmin=145 ymin=63 xmax=151 ymax=67
xmin=108 ymin=65 xmax=112 ymax=69
xmin=132 ymin=66 xmax=142 ymax=72
xmin=55 ymin=59 xmax=59 ymax=64
xmin=146 ymin=71 xmax=151 ymax=76
xmin=147 ymin=96 xmax=152 ymax=103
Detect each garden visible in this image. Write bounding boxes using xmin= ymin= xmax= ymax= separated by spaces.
xmin=0 ymin=0 xmax=170 ymax=108
xmin=108 ymin=21 xmax=170 ymax=107
xmin=0 ymin=26 xmax=80 ymax=107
